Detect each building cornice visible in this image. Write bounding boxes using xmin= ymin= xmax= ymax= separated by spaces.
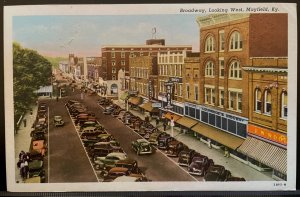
xmin=101 ymin=45 xmax=192 ymax=49
xmin=243 ymin=67 xmax=288 ymax=73
xmin=197 ymin=13 xmax=250 ymax=28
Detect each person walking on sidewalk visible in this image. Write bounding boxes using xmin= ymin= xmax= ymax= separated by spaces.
xmin=207 ymin=139 xmax=212 ymax=149
xmin=163 ymin=121 xmax=167 ymax=131
xmin=224 ymin=147 xmax=230 ymax=157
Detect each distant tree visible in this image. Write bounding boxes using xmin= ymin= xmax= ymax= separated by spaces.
xmin=13 ymin=42 xmax=52 ymax=124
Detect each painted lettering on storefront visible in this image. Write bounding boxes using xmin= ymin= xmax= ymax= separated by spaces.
xmin=248 ymin=124 xmax=287 ymax=146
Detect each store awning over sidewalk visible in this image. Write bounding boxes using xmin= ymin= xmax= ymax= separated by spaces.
xmin=176 ymin=116 xmax=198 ymax=128
xmin=192 ymin=122 xmax=244 ymax=150
xmin=139 ymin=102 xmax=159 ymax=113
xmin=164 ymin=112 xmax=182 ymax=121
xmin=128 ymin=96 xmax=143 ymax=105
xmin=120 ymin=91 xmax=129 ymax=101
xmin=237 ymin=137 xmax=287 ymax=174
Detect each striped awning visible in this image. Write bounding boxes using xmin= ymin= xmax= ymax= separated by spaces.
xmin=192 ymin=123 xmax=245 ymax=150
xmin=128 ymin=96 xmax=143 ymax=105
xmin=164 ymin=112 xmax=182 ymax=121
xmin=238 ymin=137 xmax=287 ymax=174
xmin=139 ymin=102 xmax=159 ymax=113
xmin=176 ymin=116 xmax=198 ymax=128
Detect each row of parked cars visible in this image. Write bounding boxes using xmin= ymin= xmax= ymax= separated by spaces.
xmin=66 ymin=99 xmax=151 ymax=182
xmin=23 ymin=102 xmax=49 ymax=183
xmin=104 ymin=101 xmax=246 ymax=182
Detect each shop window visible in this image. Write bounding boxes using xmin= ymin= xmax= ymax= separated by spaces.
xmin=209 ymin=113 xmax=215 ymax=126
xmin=228 ymin=119 xmax=236 ymax=134
xmin=229 ymin=31 xmax=243 ymax=50
xmin=205 ymin=61 xmax=214 ymax=77
xmin=264 ymin=90 xmax=272 ymax=115
xmin=201 ymin=111 xmax=208 ymax=123
xmin=196 ymin=109 xmax=200 ymax=119
xmin=237 ymin=122 xmax=247 ymax=138
xmin=255 ymin=89 xmax=262 ymax=112
xmin=185 ymin=106 xmax=189 ymax=115
xmin=281 ymin=91 xmax=287 ymax=118
xmin=189 ymin=107 xmax=195 ymax=118
xmin=205 ymin=36 xmax=215 ymax=52
xmin=222 ymin=117 xmax=227 ymax=130
xmin=229 ymin=61 xmax=242 ymax=79
xmin=216 ymin=116 xmax=221 ymax=128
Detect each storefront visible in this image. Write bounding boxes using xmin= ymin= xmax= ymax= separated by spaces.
xmin=184 ymin=103 xmax=248 ymax=138
xmin=139 ymin=101 xmax=160 ymax=116
xmin=158 ymin=94 xmax=184 ymax=116
xmin=128 ymin=96 xmax=143 ymax=109
xmin=238 ymin=124 xmax=287 ymax=180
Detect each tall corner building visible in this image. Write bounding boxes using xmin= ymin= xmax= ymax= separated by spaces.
xmin=195 ymin=13 xmax=287 ymax=180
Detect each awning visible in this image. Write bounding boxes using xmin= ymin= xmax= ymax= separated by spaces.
xmin=238 ymin=137 xmax=287 ymax=174
xmin=164 ymin=112 xmax=182 ymax=121
xmin=120 ymin=91 xmax=129 ymax=101
xmin=139 ymin=102 xmax=159 ymax=113
xmin=176 ymin=116 xmax=198 ymax=128
xmin=192 ymin=123 xmax=245 ymax=150
xmin=128 ymin=96 xmax=143 ymax=105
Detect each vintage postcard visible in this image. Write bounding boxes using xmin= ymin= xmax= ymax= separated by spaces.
xmin=4 ymin=3 xmax=297 ymax=192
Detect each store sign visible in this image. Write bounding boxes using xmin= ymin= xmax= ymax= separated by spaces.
xmin=148 ymin=80 xmax=154 ymax=100
xmin=165 ymin=82 xmax=173 ymax=109
xmin=152 ymin=102 xmax=162 ymax=108
xmin=248 ymin=124 xmax=287 ymax=146
xmin=169 ymin=77 xmax=182 ymax=83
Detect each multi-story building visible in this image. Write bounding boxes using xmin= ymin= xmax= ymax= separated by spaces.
xmin=188 ymin=13 xmax=288 ymax=179
xmin=87 ymin=57 xmax=102 ymax=81
xmin=101 ymin=39 xmax=192 ymax=81
xmin=238 ymin=57 xmax=288 ymax=180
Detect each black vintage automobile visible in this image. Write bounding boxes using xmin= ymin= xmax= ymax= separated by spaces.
xmin=177 ymin=148 xmax=196 ymax=166
xmin=157 ymin=135 xmax=175 ymax=150
xmin=165 ymin=140 xmax=187 ymax=157
xmin=188 ymin=154 xmax=214 ymax=176
xmin=204 ymin=165 xmax=231 ymax=181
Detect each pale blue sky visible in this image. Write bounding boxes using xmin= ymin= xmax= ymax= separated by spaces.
xmin=13 ymin=15 xmax=200 ymax=57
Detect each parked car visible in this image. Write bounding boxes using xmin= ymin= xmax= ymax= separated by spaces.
xmin=157 ymin=135 xmax=175 ymax=150
xmin=93 ymin=152 xmax=127 ymax=170
xmin=226 ymin=176 xmax=246 ymax=181
xmin=103 ymin=105 xmax=117 ymax=115
xmin=53 ymin=116 xmax=64 ymax=127
xmin=178 ymin=148 xmax=196 ymax=166
xmin=148 ymin=131 xmax=165 ymax=145
xmin=131 ymin=139 xmax=153 ymax=155
xmin=165 ymin=140 xmax=187 ymax=157
xmin=80 ymin=126 xmax=100 ymax=134
xmin=115 ymin=159 xmax=141 ymax=174
xmin=97 ymin=133 xmax=114 ymax=142
xmin=93 ymin=141 xmax=123 ymax=152
xmin=80 ymin=131 xmax=106 ymax=139
xmin=80 ymin=121 xmax=104 ymax=131
xmin=204 ymin=165 xmax=231 ymax=181
xmin=188 ymin=154 xmax=214 ymax=176
xmin=90 ymin=146 xmax=116 ymax=159
xmin=103 ymin=167 xmax=130 ymax=182
xmin=30 ymin=130 xmax=45 ymax=141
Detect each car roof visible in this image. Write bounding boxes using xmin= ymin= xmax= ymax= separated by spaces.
xmin=106 ymin=152 xmax=127 ymax=157
xmin=83 ymin=126 xmax=96 ymax=130
xmin=109 ymin=167 xmax=129 ymax=173
xmin=136 ymin=139 xmax=148 ymax=143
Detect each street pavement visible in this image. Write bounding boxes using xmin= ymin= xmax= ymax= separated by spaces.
xmin=113 ymin=100 xmax=274 ymax=181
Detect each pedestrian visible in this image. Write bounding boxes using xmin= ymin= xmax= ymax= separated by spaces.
xmin=155 ymin=117 xmax=159 ymax=127
xmin=23 ymin=118 xmax=27 ymax=127
xmin=207 ymin=139 xmax=212 ymax=149
xmin=56 ymin=96 xmax=59 ymax=102
xmin=163 ymin=121 xmax=167 ymax=131
xmin=224 ymin=147 xmax=230 ymax=157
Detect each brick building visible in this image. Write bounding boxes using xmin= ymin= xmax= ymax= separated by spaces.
xmin=87 ymin=57 xmax=102 ymax=82
xmin=101 ymin=39 xmax=192 ymax=81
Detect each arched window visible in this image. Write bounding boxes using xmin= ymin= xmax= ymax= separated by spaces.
xmin=264 ymin=90 xmax=272 ymax=115
xmin=205 ymin=61 xmax=214 ymax=77
xmin=205 ymin=36 xmax=215 ymax=52
xmin=255 ymin=89 xmax=262 ymax=112
xmin=281 ymin=91 xmax=288 ymax=118
xmin=229 ymin=61 xmax=242 ymax=79
xmin=229 ymin=31 xmax=243 ymax=50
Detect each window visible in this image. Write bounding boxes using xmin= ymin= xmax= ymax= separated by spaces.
xmin=112 ymin=75 xmax=116 ymax=80
xmin=112 ymin=68 xmax=116 ymax=73
xmin=174 ymin=65 xmax=177 ymax=76
xmin=186 ymin=68 xmax=191 ymax=77
xmin=111 ymin=52 xmax=115 ymax=58
xmin=112 ymin=60 xmax=116 ymax=66
xmin=205 ymin=88 xmax=210 ymax=103
xmin=178 ymin=65 xmax=182 ymax=76
xmin=264 ymin=90 xmax=272 ymax=115
xmin=140 ymin=52 xmax=143 ymax=56
xmin=219 ymin=59 xmax=224 ymax=77
xmin=219 ymin=89 xmax=224 ymax=107
xmin=179 ymin=56 xmax=183 ymax=63
xmin=238 ymin=93 xmax=242 ymax=111
xmin=205 ymin=36 xmax=215 ymax=52
xmin=229 ymin=91 xmax=243 ymax=112
xmin=212 ymin=89 xmax=215 ymax=104
xmin=229 ymin=31 xmax=243 ymax=50
xmin=174 ymin=83 xmax=178 ymax=95
xmin=229 ymin=61 xmax=242 ymax=79
xmin=186 ymin=84 xmax=190 ymax=99
xmin=219 ymin=31 xmax=225 ymax=51
xmin=205 ymin=87 xmax=215 ymax=105
xmin=205 ymin=61 xmax=214 ymax=77
xmin=229 ymin=92 xmax=235 ymax=109
xmin=194 ymin=85 xmax=199 ymax=101
xmin=121 ymin=52 xmax=125 ymax=58
xmin=281 ymin=91 xmax=287 ymax=118
xmin=174 ymin=56 xmax=178 ymax=63
xmin=170 ymin=56 xmax=173 ymax=63
xmin=121 ymin=60 xmax=125 ymax=66
xmin=179 ymin=84 xmax=183 ymax=96
xmin=255 ymin=89 xmax=262 ymax=112
xmin=130 ymin=52 xmax=134 ymax=57
xmin=193 ymin=68 xmax=199 ymax=78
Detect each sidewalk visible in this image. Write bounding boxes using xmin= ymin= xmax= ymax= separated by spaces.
xmin=14 ymin=105 xmax=38 ymax=183
xmin=113 ymin=100 xmax=274 ymax=181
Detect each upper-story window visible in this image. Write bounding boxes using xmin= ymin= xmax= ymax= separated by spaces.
xmin=205 ymin=61 xmax=214 ymax=77
xmin=186 ymin=84 xmax=190 ymax=99
xmin=193 ymin=68 xmax=199 ymax=78
xmin=205 ymin=36 xmax=215 ymax=52
xmin=219 ymin=30 xmax=225 ymax=51
xmin=229 ymin=31 xmax=243 ymax=50
xmin=178 ymin=84 xmax=183 ymax=96
xmin=255 ymin=89 xmax=262 ymax=112
xmin=219 ymin=89 xmax=224 ymax=107
xmin=121 ymin=60 xmax=125 ymax=66
xmin=112 ymin=60 xmax=116 ymax=66
xmin=264 ymin=90 xmax=272 ymax=115
xmin=186 ymin=68 xmax=191 ymax=78
xmin=219 ymin=59 xmax=224 ymax=78
xmin=121 ymin=52 xmax=125 ymax=58
xmin=281 ymin=91 xmax=288 ymax=118
xmin=194 ymin=85 xmax=199 ymax=101
xmin=111 ymin=52 xmax=115 ymax=58
xmin=229 ymin=61 xmax=242 ymax=79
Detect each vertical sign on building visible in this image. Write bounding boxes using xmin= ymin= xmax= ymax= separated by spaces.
xmin=165 ymin=81 xmax=173 ymax=109
xmin=148 ymin=79 xmax=153 ymax=100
